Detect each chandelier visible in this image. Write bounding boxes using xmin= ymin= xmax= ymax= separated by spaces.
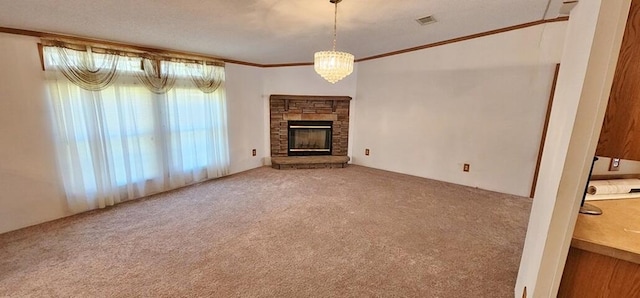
xmin=314 ymin=0 xmax=354 ymax=84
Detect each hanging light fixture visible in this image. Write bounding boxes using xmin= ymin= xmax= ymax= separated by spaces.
xmin=314 ymin=0 xmax=354 ymax=84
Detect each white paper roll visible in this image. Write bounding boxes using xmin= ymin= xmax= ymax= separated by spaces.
xmin=587 ymin=179 xmax=640 ymax=195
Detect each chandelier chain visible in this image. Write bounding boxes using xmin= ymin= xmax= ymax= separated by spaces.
xmin=333 ymin=0 xmax=338 ymax=51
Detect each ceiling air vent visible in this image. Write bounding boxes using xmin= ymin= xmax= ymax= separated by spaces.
xmin=416 ymin=15 xmax=436 ymax=26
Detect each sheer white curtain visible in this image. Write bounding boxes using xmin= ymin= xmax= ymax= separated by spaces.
xmin=45 ymin=47 xmax=229 ymax=212
xmin=160 ymin=82 xmax=229 ymax=189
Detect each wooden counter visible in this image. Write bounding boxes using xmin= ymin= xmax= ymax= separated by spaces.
xmin=558 ymin=199 xmax=640 ymax=298
xmin=571 ymin=199 xmax=640 ymax=264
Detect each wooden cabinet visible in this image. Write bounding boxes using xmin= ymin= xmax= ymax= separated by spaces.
xmin=558 ymin=199 xmax=640 ymax=297
xmin=558 ymin=248 xmax=640 ymax=298
xmin=596 ymin=1 xmax=640 ymax=160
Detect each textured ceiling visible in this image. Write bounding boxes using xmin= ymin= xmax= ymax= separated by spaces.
xmin=0 ymin=0 xmax=565 ymax=65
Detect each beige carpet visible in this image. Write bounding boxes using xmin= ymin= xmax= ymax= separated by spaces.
xmin=0 ymin=165 xmax=531 ymax=297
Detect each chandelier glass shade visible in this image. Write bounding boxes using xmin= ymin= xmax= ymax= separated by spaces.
xmin=314 ymin=50 xmax=354 ymax=84
xmin=314 ymin=0 xmax=354 ymax=84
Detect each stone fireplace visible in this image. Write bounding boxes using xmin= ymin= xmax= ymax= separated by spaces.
xmin=270 ymin=94 xmax=351 ymax=169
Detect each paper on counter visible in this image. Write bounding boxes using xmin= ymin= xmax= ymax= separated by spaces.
xmin=587 ymin=179 xmax=640 ymax=195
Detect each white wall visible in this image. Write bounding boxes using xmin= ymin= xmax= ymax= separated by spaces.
xmin=352 ymin=22 xmax=567 ymax=197
xmin=225 ymin=63 xmax=266 ymax=174
xmin=263 ymin=66 xmax=357 ymax=97
xmin=262 ymin=66 xmax=358 ymax=160
xmin=0 ymin=33 xmax=70 ymax=234
xmin=516 ymin=0 xmax=630 ymax=296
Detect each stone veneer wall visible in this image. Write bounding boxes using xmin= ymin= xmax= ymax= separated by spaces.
xmin=270 ymin=95 xmax=351 ymax=157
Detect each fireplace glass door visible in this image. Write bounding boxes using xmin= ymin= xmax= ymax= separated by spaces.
xmin=288 ymin=121 xmax=332 ymax=156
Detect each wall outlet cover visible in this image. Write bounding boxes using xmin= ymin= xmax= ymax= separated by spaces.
xmin=609 ymin=157 xmax=620 ymax=171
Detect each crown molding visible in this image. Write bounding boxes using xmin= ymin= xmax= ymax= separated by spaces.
xmin=0 ymin=16 xmax=569 ymax=68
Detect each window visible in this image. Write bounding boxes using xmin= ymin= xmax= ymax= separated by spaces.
xmin=44 ymin=45 xmax=229 ymax=212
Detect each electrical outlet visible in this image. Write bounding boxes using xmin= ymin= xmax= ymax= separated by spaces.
xmin=609 ymin=157 xmax=620 ymax=171
xmin=252 ymin=149 xmax=257 ymax=156
xmin=463 ymin=163 xmax=470 ymax=172
xmin=365 ymin=149 xmax=370 ymax=156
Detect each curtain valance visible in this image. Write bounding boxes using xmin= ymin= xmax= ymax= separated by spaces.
xmin=44 ymin=43 xmax=120 ymax=91
xmin=189 ymin=62 xmax=225 ymax=94
xmin=136 ymin=58 xmax=177 ymax=94
xmin=41 ymin=39 xmax=225 ymax=94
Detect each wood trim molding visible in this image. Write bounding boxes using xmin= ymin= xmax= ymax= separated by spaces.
xmin=356 ymin=17 xmax=569 ymax=63
xmin=263 ymin=62 xmax=314 ymax=68
xmin=530 ymin=63 xmax=561 ymax=199
xmin=0 ymin=16 xmax=569 ymax=68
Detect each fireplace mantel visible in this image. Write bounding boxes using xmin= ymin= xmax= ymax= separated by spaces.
xmin=270 ymin=94 xmax=351 ymax=112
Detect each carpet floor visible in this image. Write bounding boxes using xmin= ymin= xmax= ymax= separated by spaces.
xmin=0 ymin=165 xmax=531 ymax=297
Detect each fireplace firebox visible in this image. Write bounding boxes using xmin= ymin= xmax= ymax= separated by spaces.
xmin=288 ymin=121 xmax=332 ymax=156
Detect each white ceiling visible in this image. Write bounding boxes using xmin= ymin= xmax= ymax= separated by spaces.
xmin=0 ymin=0 xmax=565 ymax=65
